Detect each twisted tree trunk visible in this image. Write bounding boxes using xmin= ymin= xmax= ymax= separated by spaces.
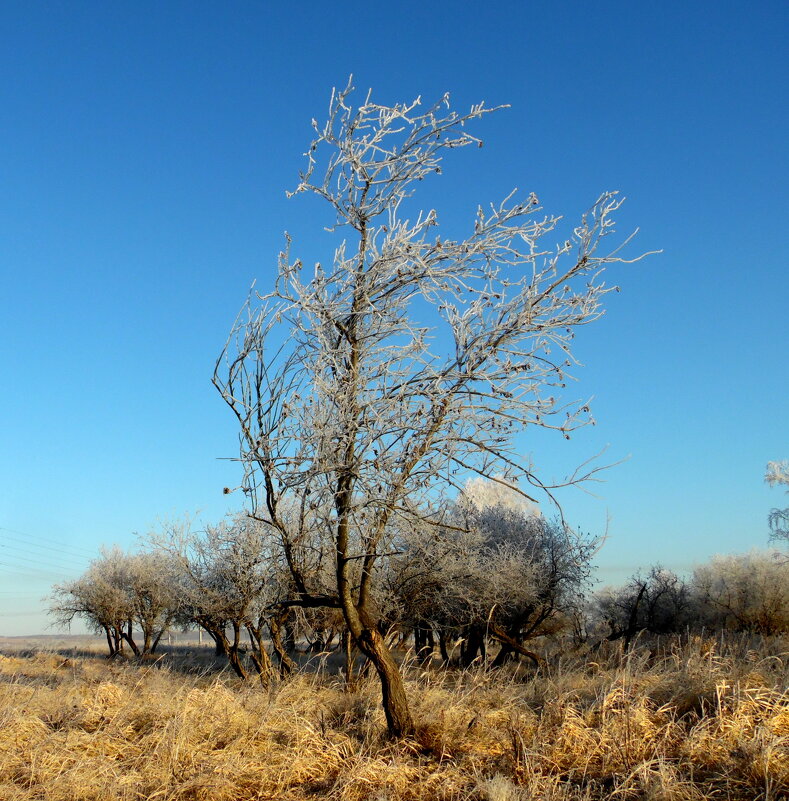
xmin=489 ymin=624 xmax=541 ymax=667
xmin=269 ymin=610 xmax=297 ymax=675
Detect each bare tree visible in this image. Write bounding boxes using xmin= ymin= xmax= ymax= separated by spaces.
xmin=692 ymin=551 xmax=788 ymax=635
xmin=50 ymin=565 xmax=130 ymax=656
xmin=594 ymin=566 xmax=692 ymax=650
xmin=49 ymin=547 xmax=179 ymax=656
xmin=389 ymin=480 xmax=597 ymax=667
xmin=765 ymin=460 xmax=789 ymax=549
xmin=214 ymin=80 xmax=648 ymax=736
xmin=150 ymin=516 xmax=277 ymax=682
xmin=123 ymin=551 xmax=180 ymax=655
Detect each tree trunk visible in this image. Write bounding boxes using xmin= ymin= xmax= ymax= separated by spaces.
xmin=336 ymin=574 xmax=414 ymax=736
xmin=491 ymin=642 xmax=514 ymax=668
xmin=491 ymin=623 xmax=520 ymax=668
xmin=460 ymin=625 xmax=485 ymax=667
xmin=204 ymin=627 xmax=226 ymax=656
xmin=150 ymin=627 xmax=167 ymax=654
xmin=246 ymin=625 xmax=271 ymax=687
xmin=284 ymin=619 xmax=296 ymax=653
xmin=224 ymin=640 xmax=247 ymax=679
xmin=438 ymin=627 xmax=450 ymax=664
xmin=269 ymin=611 xmax=297 ymax=675
xmin=103 ymin=625 xmax=115 ymax=657
xmin=489 ymin=624 xmax=541 ymax=667
xmin=226 ymin=648 xmax=247 ymax=679
xmin=343 ymin=628 xmax=355 ymax=689
xmin=415 ymin=621 xmax=434 ymax=664
xmin=226 ymin=622 xmax=248 ymax=679
xmin=414 ymin=624 xmax=424 ymax=655
xmin=334 ymin=411 xmax=413 ymax=737
xmin=324 ymin=627 xmax=337 ymax=651
xmin=121 ymin=622 xmax=141 ymax=657
xmin=354 ymin=624 xmax=414 ymax=738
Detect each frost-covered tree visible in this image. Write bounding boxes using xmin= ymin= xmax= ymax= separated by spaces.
xmin=122 ymin=550 xmax=181 ymax=655
xmin=214 ymin=80 xmax=647 ymax=736
xmin=49 ymin=547 xmax=179 ymax=656
xmin=595 ymin=566 xmax=692 ymax=649
xmin=390 ymin=480 xmax=597 ymax=667
xmin=691 ymin=551 xmax=788 ymax=635
xmin=50 ymin=556 xmax=131 ymax=656
xmin=765 ymin=460 xmax=789 ymax=548
xmin=150 ymin=515 xmax=280 ymax=682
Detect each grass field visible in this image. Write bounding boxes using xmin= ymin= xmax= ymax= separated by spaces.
xmin=0 ymin=634 xmax=786 ymax=800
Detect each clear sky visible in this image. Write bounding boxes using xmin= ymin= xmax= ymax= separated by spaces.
xmin=1 ymin=1 xmax=786 ymax=635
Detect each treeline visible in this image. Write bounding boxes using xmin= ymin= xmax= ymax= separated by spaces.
xmin=49 ymin=489 xmax=788 ymax=683
xmin=596 ymin=551 xmax=788 ymax=648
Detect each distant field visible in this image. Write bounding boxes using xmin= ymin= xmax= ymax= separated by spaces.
xmin=0 ymin=631 xmax=205 ymax=651
xmin=0 ymin=633 xmax=786 ymax=800
xmin=0 ymin=634 xmax=109 ymax=654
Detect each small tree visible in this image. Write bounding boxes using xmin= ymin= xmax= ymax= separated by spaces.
xmin=595 ymin=566 xmax=692 ymax=650
xmin=151 ymin=516 xmax=277 ymax=682
xmin=50 ymin=566 xmax=130 ymax=656
xmin=49 ymin=547 xmax=179 ymax=656
xmin=214 ymin=81 xmax=647 ymax=736
xmin=123 ymin=551 xmax=181 ymax=655
xmin=691 ymin=551 xmax=788 ymax=635
xmin=390 ymin=480 xmax=597 ymax=667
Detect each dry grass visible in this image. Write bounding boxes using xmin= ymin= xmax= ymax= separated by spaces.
xmin=0 ymin=635 xmax=786 ymax=800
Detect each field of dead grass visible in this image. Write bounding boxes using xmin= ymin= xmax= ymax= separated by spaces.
xmin=0 ymin=635 xmax=786 ymax=800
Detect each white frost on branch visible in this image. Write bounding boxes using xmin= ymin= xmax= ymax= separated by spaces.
xmin=765 ymin=460 xmax=789 ymax=488
xmin=212 ymin=79 xmax=653 ymax=735
xmin=765 ymin=459 xmax=789 ymax=547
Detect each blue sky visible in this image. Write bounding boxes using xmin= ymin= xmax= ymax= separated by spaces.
xmin=1 ymin=1 xmax=786 ymax=635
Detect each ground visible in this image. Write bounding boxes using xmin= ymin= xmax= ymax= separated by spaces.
xmin=0 ymin=633 xmax=786 ymax=800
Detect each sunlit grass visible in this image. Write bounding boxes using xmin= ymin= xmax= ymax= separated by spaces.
xmin=0 ymin=634 xmax=785 ymax=800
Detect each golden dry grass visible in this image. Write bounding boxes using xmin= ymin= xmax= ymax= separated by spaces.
xmin=0 ymin=635 xmax=786 ymax=800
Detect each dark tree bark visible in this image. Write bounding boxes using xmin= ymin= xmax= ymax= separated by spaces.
xmin=355 ymin=624 xmax=413 ymax=737
xmin=343 ymin=628 xmax=355 ymax=689
xmin=200 ymin=625 xmax=227 ymax=656
xmin=414 ymin=621 xmax=435 ymax=664
xmin=438 ymin=627 xmax=451 ymax=664
xmin=269 ymin=610 xmax=297 ymax=675
xmin=284 ymin=619 xmax=296 ymax=653
xmin=489 ymin=624 xmax=541 ymax=667
xmin=246 ymin=624 xmax=272 ymax=686
xmin=225 ymin=621 xmax=248 ymax=679
xmin=491 ymin=623 xmax=523 ymax=668
xmin=121 ymin=622 xmax=141 ymax=657
xmin=460 ymin=625 xmax=487 ymax=667
xmin=336 ymin=506 xmax=414 ymax=734
xmin=103 ymin=625 xmax=116 ymax=657
xmin=150 ymin=629 xmax=166 ymax=654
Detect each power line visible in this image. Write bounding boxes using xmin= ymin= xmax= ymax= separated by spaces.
xmin=0 ymin=549 xmax=83 ymax=574
xmin=0 ymin=561 xmax=79 ymax=581
xmin=0 ymin=530 xmax=94 ymax=562
xmin=0 ymin=540 xmax=89 ymax=570
xmin=0 ymin=526 xmax=95 ymax=557
xmin=0 ymin=526 xmax=96 ymax=559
